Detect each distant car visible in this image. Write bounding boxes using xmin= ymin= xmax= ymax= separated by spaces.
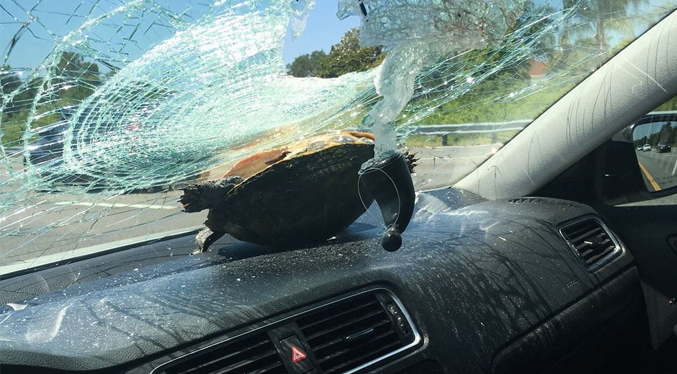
xmin=24 ymin=120 xmax=69 ymax=168
xmin=637 ymin=146 xmax=643 ymax=151
xmin=656 ymin=141 xmax=671 ymax=153
xmin=23 ymin=110 xmax=105 ymax=186
xmin=24 ymin=104 xmax=204 ymax=190
xmin=24 ymin=106 xmax=146 ymax=187
xmin=643 ymin=144 xmax=652 ymax=152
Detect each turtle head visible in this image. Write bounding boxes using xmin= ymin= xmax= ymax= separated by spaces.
xmin=180 ymin=176 xmax=243 ymax=212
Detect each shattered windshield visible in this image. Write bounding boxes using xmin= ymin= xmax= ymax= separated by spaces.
xmin=1 ymin=0 xmax=675 ymax=273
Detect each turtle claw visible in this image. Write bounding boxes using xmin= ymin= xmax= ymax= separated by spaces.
xmin=194 ymin=227 xmax=226 ymax=253
xmin=404 ymin=150 xmax=418 ymax=173
xmin=178 ymin=193 xmax=204 ymax=213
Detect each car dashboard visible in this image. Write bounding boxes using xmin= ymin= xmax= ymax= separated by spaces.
xmin=0 ymin=189 xmax=643 ymax=374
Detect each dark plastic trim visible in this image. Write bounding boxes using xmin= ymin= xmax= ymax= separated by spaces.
xmin=149 ymin=287 xmax=422 ymax=374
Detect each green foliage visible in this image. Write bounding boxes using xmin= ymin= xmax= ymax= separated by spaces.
xmin=654 ymin=96 xmax=677 ymax=112
xmin=51 ymin=52 xmax=101 ymax=102
xmin=561 ymin=0 xmax=647 ymax=70
xmin=286 ymin=28 xmax=385 ymax=79
xmin=286 ymin=50 xmax=326 ymax=77
xmin=1 ymin=68 xmax=37 ymax=145
xmin=1 ymin=111 xmax=28 ymax=146
xmin=0 ymin=66 xmax=22 ymax=99
xmin=1 ymin=67 xmax=24 ymax=117
xmin=286 ymin=27 xmax=388 ymax=80
xmin=316 ymin=28 xmax=385 ymax=78
xmin=1 ymin=52 xmax=102 ymax=145
xmin=417 ymin=74 xmax=575 ymax=126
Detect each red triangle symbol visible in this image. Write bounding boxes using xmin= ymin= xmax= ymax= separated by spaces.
xmin=291 ymin=345 xmax=307 ymax=363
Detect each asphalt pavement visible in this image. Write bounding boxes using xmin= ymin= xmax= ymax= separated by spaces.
xmin=0 ymin=144 xmax=494 ymax=271
xmin=636 ymin=149 xmax=677 ymax=192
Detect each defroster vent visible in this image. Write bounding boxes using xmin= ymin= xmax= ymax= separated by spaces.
xmin=560 ymin=217 xmax=621 ymax=270
xmin=159 ymin=331 xmax=285 ymax=374
xmin=296 ymin=292 xmax=418 ymax=374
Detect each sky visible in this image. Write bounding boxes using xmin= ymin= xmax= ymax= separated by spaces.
xmin=0 ymin=0 xmax=359 ymax=71
xmin=282 ymin=1 xmax=359 ymax=64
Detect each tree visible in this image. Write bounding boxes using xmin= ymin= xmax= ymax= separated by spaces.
xmin=517 ymin=1 xmax=558 ymax=62
xmin=287 ymin=50 xmax=326 ymax=77
xmin=52 ymin=52 xmax=102 ymax=104
xmin=1 ymin=66 xmax=22 ymax=95
xmin=1 ymin=67 xmax=31 ymax=145
xmin=0 ymin=66 xmax=23 ymax=112
xmin=0 ymin=67 xmax=41 ymax=120
xmin=667 ymin=122 xmax=677 ymax=145
xmin=659 ymin=122 xmax=672 ymax=142
xmin=316 ymin=28 xmax=385 ymax=78
xmin=655 ymin=96 xmax=677 ymax=112
xmin=562 ymin=0 xmax=646 ymax=68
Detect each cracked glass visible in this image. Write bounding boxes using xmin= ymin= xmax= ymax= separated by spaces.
xmin=1 ymin=0 xmax=676 ymax=273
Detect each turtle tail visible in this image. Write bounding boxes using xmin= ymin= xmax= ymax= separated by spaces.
xmin=180 ymin=176 xmax=243 ymax=213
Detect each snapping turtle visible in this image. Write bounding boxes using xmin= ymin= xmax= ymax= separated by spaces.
xmin=180 ymin=131 xmax=381 ymax=252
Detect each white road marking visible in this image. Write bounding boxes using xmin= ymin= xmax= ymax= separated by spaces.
xmin=54 ymin=201 xmax=176 ymax=210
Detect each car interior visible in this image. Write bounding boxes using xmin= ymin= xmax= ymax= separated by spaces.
xmin=1 ymin=3 xmax=677 ymax=374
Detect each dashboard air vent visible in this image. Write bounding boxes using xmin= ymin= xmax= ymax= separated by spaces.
xmin=508 ymin=197 xmax=579 ymax=207
xmin=509 ymin=197 xmax=546 ymax=204
xmin=296 ymin=292 xmax=416 ymax=374
xmin=560 ymin=217 xmax=620 ymax=270
xmin=160 ymin=331 xmax=285 ymax=374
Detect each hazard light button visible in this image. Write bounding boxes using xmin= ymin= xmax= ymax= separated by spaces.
xmin=280 ymin=335 xmax=314 ymax=374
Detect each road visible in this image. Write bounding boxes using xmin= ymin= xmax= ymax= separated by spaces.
xmin=636 ymin=149 xmax=677 ymax=192
xmin=0 ymin=144 xmax=494 ymax=271
xmin=4 ymin=142 xmax=675 ymax=272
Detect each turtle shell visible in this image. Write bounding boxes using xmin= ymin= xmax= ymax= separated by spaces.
xmin=205 ymin=131 xmax=376 ymax=247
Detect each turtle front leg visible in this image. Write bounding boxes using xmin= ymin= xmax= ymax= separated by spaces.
xmin=404 ymin=150 xmax=418 ymax=173
xmin=180 ymin=176 xmax=243 ymax=212
xmin=193 ymin=227 xmax=226 ymax=254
